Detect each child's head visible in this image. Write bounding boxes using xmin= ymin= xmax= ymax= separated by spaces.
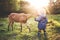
xmin=40 ymin=17 xmax=46 ymax=21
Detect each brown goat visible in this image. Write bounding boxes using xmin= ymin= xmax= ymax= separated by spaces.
xmin=8 ymin=13 xmax=32 ymax=32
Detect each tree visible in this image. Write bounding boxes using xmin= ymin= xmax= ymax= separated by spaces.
xmin=54 ymin=0 xmax=60 ymax=14
xmin=20 ymin=0 xmax=37 ymax=15
xmin=49 ymin=0 xmax=60 ymax=14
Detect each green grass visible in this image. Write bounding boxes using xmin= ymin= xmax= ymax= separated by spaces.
xmin=0 ymin=14 xmax=60 ymax=40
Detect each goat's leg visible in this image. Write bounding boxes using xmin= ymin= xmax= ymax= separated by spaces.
xmin=20 ymin=24 xmax=22 ymax=32
xmin=27 ymin=25 xmax=31 ymax=32
xmin=8 ymin=22 xmax=11 ymax=31
xmin=11 ymin=22 xmax=14 ymax=31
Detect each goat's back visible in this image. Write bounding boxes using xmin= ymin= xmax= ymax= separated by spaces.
xmin=8 ymin=13 xmax=27 ymax=23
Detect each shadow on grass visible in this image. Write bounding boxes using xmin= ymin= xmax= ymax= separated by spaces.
xmin=54 ymin=27 xmax=60 ymax=34
xmin=21 ymin=34 xmax=40 ymax=40
xmin=54 ymin=35 xmax=60 ymax=40
xmin=21 ymin=34 xmax=31 ymax=40
xmin=0 ymin=31 xmax=18 ymax=40
xmin=50 ymin=26 xmax=60 ymax=34
xmin=50 ymin=26 xmax=60 ymax=40
xmin=38 ymin=32 xmax=48 ymax=40
xmin=0 ymin=27 xmax=18 ymax=40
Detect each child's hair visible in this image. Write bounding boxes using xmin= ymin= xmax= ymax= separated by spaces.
xmin=40 ymin=17 xmax=46 ymax=21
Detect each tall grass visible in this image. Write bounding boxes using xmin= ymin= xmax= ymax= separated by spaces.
xmin=0 ymin=14 xmax=60 ymax=40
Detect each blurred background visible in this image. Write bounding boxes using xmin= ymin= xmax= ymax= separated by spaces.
xmin=0 ymin=0 xmax=60 ymax=17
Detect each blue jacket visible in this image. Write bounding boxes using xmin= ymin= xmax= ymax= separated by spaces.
xmin=35 ymin=16 xmax=48 ymax=29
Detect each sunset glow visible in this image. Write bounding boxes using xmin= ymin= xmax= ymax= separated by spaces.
xmin=22 ymin=0 xmax=50 ymax=16
xmin=25 ymin=0 xmax=49 ymax=9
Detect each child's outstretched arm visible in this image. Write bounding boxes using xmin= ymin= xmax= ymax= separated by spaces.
xmin=35 ymin=17 xmax=41 ymax=22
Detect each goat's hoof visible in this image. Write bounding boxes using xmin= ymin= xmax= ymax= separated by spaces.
xmin=8 ymin=29 xmax=9 ymax=31
xmin=29 ymin=31 xmax=31 ymax=33
xmin=20 ymin=31 xmax=22 ymax=32
xmin=12 ymin=30 xmax=13 ymax=31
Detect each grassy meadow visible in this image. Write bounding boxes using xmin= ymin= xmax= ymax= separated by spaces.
xmin=0 ymin=14 xmax=60 ymax=40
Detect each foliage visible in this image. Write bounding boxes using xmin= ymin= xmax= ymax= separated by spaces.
xmin=49 ymin=0 xmax=60 ymax=14
xmin=0 ymin=14 xmax=60 ymax=40
xmin=9 ymin=0 xmax=20 ymax=12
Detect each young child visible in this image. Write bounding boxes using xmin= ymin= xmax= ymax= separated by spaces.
xmin=35 ymin=15 xmax=48 ymax=37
